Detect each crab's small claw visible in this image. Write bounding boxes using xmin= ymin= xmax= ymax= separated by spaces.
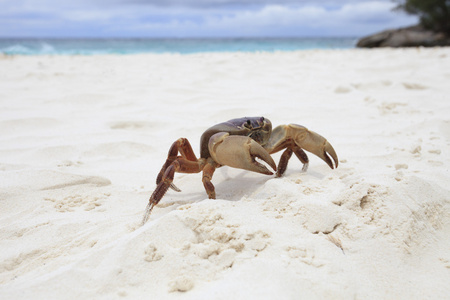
xmin=290 ymin=124 xmax=338 ymax=169
xmin=208 ymin=132 xmax=276 ymax=175
xmin=322 ymin=140 xmax=339 ymax=169
xmin=270 ymin=124 xmax=338 ymax=169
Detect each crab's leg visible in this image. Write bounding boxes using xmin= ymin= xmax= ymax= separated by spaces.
xmin=142 ymin=157 xmax=206 ymax=225
xmin=156 ymin=138 xmax=198 ymax=192
xmin=276 ymin=147 xmax=292 ymax=177
xmin=277 ymin=147 xmax=310 ymax=177
xmin=265 ymin=124 xmax=338 ymax=177
xmin=208 ymin=132 xmax=277 ymax=175
xmin=202 ymin=158 xmax=218 ymax=199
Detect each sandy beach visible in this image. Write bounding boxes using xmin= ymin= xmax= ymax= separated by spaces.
xmin=0 ymin=48 xmax=449 ymax=299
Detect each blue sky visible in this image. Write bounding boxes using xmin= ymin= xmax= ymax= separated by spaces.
xmin=1 ymin=0 xmax=418 ymax=38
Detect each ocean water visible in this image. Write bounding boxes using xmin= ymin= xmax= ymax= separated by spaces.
xmin=0 ymin=38 xmax=357 ymax=55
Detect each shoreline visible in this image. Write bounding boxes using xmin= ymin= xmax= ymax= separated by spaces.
xmin=1 ymin=46 xmax=449 ymax=61
xmin=0 ymin=37 xmax=359 ymax=55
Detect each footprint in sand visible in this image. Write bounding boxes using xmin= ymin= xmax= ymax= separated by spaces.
xmin=402 ymin=82 xmax=428 ymax=90
xmin=44 ymin=192 xmax=110 ymax=212
xmin=334 ymin=86 xmax=352 ymax=94
xmin=378 ymin=102 xmax=407 ymax=115
xmin=351 ymin=80 xmax=392 ymax=91
xmin=109 ymin=121 xmax=159 ymax=130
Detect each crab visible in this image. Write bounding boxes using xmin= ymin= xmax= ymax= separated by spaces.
xmin=142 ymin=117 xmax=338 ymax=224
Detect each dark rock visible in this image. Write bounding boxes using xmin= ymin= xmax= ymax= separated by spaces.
xmin=357 ymin=25 xmax=450 ymax=48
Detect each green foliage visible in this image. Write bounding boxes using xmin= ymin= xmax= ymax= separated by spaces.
xmin=396 ymin=0 xmax=450 ymax=34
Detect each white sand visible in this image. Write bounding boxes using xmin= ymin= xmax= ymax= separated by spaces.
xmin=1 ymin=48 xmax=449 ymax=299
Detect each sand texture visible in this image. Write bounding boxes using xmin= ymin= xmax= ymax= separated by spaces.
xmin=1 ymin=48 xmax=450 ymax=299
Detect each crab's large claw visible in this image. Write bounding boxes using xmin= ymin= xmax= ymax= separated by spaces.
xmin=208 ymin=132 xmax=277 ymax=175
xmin=271 ymin=124 xmax=339 ymax=169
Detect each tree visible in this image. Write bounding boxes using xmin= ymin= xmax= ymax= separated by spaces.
xmin=396 ymin=0 xmax=450 ymax=34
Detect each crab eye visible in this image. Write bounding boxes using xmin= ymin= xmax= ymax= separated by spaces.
xmin=244 ymin=119 xmax=252 ymax=129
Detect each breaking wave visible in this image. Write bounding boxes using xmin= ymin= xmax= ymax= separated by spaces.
xmin=0 ymin=38 xmax=357 ymax=55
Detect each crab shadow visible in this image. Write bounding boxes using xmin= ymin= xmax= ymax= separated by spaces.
xmin=172 ymin=165 xmax=327 ymax=204
xmin=150 ymin=168 xmax=269 ymax=210
xmin=145 ymin=161 xmax=331 ymax=223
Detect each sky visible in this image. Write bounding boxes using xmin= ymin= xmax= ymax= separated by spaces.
xmin=0 ymin=0 xmax=418 ymax=38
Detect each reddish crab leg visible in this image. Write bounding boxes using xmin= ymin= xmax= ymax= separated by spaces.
xmin=142 ymin=157 xmax=206 ymax=225
xmin=156 ymin=138 xmax=198 ymax=192
xmin=276 ymin=147 xmax=309 ymax=177
xmin=202 ymin=158 xmax=218 ymax=199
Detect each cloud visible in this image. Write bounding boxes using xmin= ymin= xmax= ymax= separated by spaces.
xmin=118 ymin=1 xmax=417 ymax=37
xmin=109 ymin=0 xmax=383 ymax=8
xmin=0 ymin=0 xmax=418 ymax=37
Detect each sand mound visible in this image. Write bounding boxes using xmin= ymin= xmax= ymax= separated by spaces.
xmin=0 ymin=48 xmax=449 ymax=299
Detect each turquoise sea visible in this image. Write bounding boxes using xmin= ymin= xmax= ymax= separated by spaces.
xmin=0 ymin=38 xmax=357 ymax=55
